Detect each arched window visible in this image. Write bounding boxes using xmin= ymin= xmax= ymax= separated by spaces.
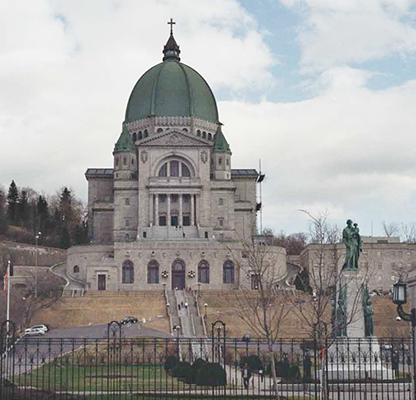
xmin=223 ymin=261 xmax=234 ymax=284
xmin=157 ymin=128 xmax=163 ymax=133
xmin=132 ymin=133 xmax=137 ymax=141
xmin=144 ymin=129 xmax=148 ymax=138
xmin=158 ymin=160 xmax=193 ymax=177
xmin=202 ymin=131 xmax=207 ymax=139
xmin=122 ymin=261 xmax=134 ymax=283
xmin=182 ymin=164 xmax=190 ymax=177
xmin=73 ymin=265 xmax=79 ymax=274
xmin=182 ymin=128 xmax=188 ymax=132
xmin=138 ymin=131 xmax=143 ymax=140
xmin=208 ymin=133 xmax=212 ymax=140
xmin=198 ymin=261 xmax=210 ymax=283
xmin=148 ymin=261 xmax=159 ymax=284
xmin=197 ymin=130 xmax=201 ymax=137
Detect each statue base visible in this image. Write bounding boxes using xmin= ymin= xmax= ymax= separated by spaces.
xmin=325 ymin=336 xmax=395 ymax=381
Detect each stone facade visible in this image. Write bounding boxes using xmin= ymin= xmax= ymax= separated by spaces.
xmin=67 ymin=34 xmax=287 ymax=292
xmin=297 ymin=237 xmax=416 ymax=293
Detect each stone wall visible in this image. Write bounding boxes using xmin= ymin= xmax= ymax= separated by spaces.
xmin=0 ymin=241 xmax=66 ymax=272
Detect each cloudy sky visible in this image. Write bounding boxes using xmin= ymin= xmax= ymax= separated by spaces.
xmin=1 ymin=0 xmax=416 ymax=236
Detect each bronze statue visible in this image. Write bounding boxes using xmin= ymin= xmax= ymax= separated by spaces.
xmin=363 ymin=284 xmax=374 ymax=337
xmin=342 ymin=220 xmax=362 ymax=271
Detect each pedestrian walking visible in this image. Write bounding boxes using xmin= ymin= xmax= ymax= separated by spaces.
xmin=242 ymin=362 xmax=251 ymax=389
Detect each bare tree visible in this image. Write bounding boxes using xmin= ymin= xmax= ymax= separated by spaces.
xmin=399 ymin=222 xmax=416 ymax=243
xmin=382 ymin=221 xmax=399 ymax=238
xmin=0 ymin=270 xmax=64 ymax=329
xmin=227 ymin=237 xmax=291 ymax=395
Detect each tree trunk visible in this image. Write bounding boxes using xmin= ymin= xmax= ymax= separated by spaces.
xmin=268 ymin=342 xmax=279 ymax=398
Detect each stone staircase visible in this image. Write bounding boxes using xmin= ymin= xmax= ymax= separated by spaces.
xmin=165 ymin=288 xmax=209 ymax=361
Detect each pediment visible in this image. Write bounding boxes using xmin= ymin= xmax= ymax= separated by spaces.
xmin=138 ymin=130 xmax=212 ymax=147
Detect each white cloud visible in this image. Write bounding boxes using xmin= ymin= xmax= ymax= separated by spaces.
xmin=221 ymin=66 xmax=416 ymax=233
xmin=279 ymin=0 xmax=416 ymax=71
xmin=0 ymin=0 xmax=275 ymax=201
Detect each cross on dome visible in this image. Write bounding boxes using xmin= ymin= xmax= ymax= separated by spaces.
xmin=168 ymin=18 xmax=176 ymax=36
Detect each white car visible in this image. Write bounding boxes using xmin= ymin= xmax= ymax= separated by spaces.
xmin=24 ymin=327 xmax=46 ymax=336
xmin=29 ymin=324 xmax=49 ymax=332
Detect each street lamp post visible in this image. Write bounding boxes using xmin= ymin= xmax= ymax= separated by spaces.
xmin=35 ymin=232 xmax=41 ymax=267
xmin=392 ymin=280 xmax=416 ymax=399
xmin=204 ymin=303 xmax=208 ymax=319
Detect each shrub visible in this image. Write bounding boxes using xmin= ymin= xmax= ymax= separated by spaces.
xmin=187 ymin=358 xmax=207 ymax=384
xmin=164 ymin=355 xmax=178 ymax=371
xmin=240 ymin=355 xmax=263 ymax=372
xmin=172 ymin=361 xmax=192 ymax=381
xmin=289 ymin=364 xmax=301 ymax=379
xmin=195 ymin=362 xmax=226 ymax=386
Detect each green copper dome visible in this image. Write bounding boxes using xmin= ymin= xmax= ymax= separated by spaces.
xmin=125 ymin=35 xmax=219 ymax=124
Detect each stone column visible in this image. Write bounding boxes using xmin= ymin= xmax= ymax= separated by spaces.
xmin=191 ymin=195 xmax=195 ymax=226
xmin=167 ymin=194 xmax=171 ymax=226
xmin=155 ymin=194 xmax=159 ymax=226
xmin=179 ymin=194 xmax=183 ymax=226
xmin=149 ymin=194 xmax=154 ymax=226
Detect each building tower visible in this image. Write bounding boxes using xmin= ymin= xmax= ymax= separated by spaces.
xmin=113 ymin=124 xmax=138 ymax=242
xmin=212 ymin=125 xmax=232 ymax=180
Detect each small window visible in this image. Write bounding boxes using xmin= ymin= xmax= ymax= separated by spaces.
xmin=205 ymin=232 xmax=209 ymax=239
xmin=159 ymin=163 xmax=168 ymax=177
xmin=132 ymin=133 xmax=137 ymax=141
xmin=219 ymin=198 xmax=224 ymax=206
xmin=183 ymin=195 xmax=190 ymax=203
xmin=182 ymin=163 xmax=191 ymax=177
xmin=218 ymin=218 xmax=224 ymax=227
xmin=202 ymin=131 xmax=207 ymax=139
xmin=171 ymin=194 xmax=178 ymax=203
xmin=122 ymin=261 xmax=134 ymax=283
xmin=131 ymin=158 xmax=134 ymax=166
xmin=182 ymin=128 xmax=188 ymax=132
xmin=115 ymin=158 xmax=119 ymax=167
xmin=378 ymin=262 xmax=382 ymax=269
xmin=73 ymin=265 xmax=79 ymax=273
xmin=144 ymin=129 xmax=148 ymax=138
xmin=125 ymin=219 xmax=130 ymax=227
xmin=219 ymin=233 xmax=224 ymax=240
xmin=218 ymin=157 xmax=222 ymax=165
xmin=251 ymin=274 xmax=260 ymax=290
xmin=197 ymin=130 xmax=201 ymax=137
xmin=226 ymin=158 xmax=229 ymax=166
xmin=208 ymin=133 xmax=212 ymax=140
xmin=159 ymin=194 xmax=166 ymax=203
xmin=159 ymin=215 xmax=167 ymax=226
xmin=123 ymin=157 xmax=127 ymax=165
xmin=223 ymin=261 xmax=235 ymax=283
xmin=138 ymin=131 xmax=143 ymax=140
xmin=125 ymin=198 xmax=130 ymax=206
xmin=143 ymin=232 xmax=147 ymax=238
xmin=148 ymin=261 xmax=159 ymax=284
xmin=198 ymin=260 xmax=210 ymax=284
xmin=157 ymin=128 xmax=163 ymax=133
xmin=171 ymin=161 xmax=179 ymax=177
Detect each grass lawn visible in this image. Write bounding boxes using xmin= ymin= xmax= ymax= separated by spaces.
xmin=14 ymin=365 xmax=199 ymax=392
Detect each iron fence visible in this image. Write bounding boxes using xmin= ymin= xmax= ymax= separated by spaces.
xmin=0 ymin=321 xmax=414 ymax=399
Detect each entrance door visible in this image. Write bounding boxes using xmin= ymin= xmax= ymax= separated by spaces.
xmin=171 ymin=260 xmax=185 ymax=290
xmin=98 ymin=274 xmax=106 ymax=290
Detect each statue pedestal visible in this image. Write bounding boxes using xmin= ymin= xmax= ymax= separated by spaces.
xmin=323 ymin=270 xmax=395 ymax=381
xmin=342 ymin=270 xmax=365 ymax=337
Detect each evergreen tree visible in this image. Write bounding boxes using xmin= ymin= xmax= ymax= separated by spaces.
xmin=0 ymin=187 xmax=8 ymax=235
xmin=36 ymin=195 xmax=50 ymax=235
xmin=18 ymin=190 xmax=29 ymax=227
xmin=7 ymin=180 xmax=19 ymax=225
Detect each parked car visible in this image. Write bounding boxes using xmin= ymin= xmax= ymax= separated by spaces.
xmin=120 ymin=317 xmax=138 ymax=325
xmin=29 ymin=324 xmax=49 ymax=333
xmin=24 ymin=327 xmax=46 ymax=336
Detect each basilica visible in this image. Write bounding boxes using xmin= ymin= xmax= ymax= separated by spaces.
xmin=66 ymin=27 xmax=287 ymax=291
